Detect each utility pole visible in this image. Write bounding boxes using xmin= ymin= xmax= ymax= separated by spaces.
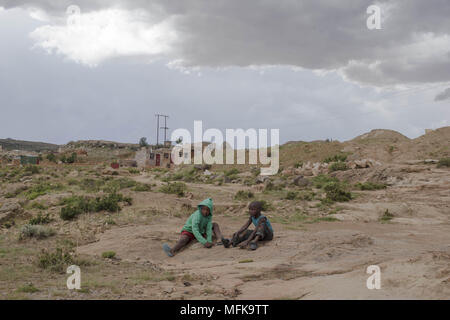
xmin=155 ymin=114 xmax=169 ymax=148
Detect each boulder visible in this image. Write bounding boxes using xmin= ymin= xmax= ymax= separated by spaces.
xmin=0 ymin=200 xmax=23 ymax=224
xmin=293 ymin=175 xmax=310 ymax=187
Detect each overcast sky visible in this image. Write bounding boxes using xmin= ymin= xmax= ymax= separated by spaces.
xmin=0 ymin=0 xmax=449 ymax=146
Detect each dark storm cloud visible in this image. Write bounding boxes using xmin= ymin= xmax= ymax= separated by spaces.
xmin=1 ymin=0 xmax=450 ymax=87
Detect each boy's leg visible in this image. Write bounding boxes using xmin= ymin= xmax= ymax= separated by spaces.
xmin=232 ymin=230 xmax=253 ymax=247
xmin=249 ymin=223 xmax=272 ymax=250
xmin=212 ymin=223 xmax=231 ymax=248
xmin=166 ymin=234 xmax=191 ymax=256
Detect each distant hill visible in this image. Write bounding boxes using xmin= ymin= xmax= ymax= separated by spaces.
xmin=0 ymin=138 xmax=59 ymax=152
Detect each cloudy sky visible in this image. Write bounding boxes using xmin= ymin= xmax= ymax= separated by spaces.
xmin=0 ymin=0 xmax=449 ymax=146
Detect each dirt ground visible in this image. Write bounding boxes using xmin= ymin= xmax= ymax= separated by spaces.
xmin=0 ymin=129 xmax=449 ymax=300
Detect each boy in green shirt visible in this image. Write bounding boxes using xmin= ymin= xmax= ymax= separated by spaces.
xmin=163 ymin=198 xmax=230 ymax=257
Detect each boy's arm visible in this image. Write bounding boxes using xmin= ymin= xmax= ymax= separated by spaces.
xmin=206 ymin=218 xmax=213 ymax=243
xmin=192 ymin=213 xmax=207 ymax=245
xmin=239 ymin=217 xmax=267 ymax=247
xmin=233 ymin=218 xmax=252 ymax=237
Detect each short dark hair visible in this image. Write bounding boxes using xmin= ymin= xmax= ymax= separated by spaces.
xmin=249 ymin=201 xmax=262 ymax=211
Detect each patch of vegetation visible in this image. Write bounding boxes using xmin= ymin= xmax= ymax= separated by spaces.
xmin=24 ymin=165 xmax=41 ymax=175
xmin=25 ymin=182 xmax=64 ymax=200
xmin=323 ymin=153 xmax=348 ymax=163
xmin=285 ymin=191 xmax=298 ymax=200
xmin=258 ymin=199 xmax=273 ymax=211
xmin=323 ymin=182 xmax=352 ymax=202
xmin=264 ymin=181 xmax=285 ymax=192
xmin=437 ymin=158 xmax=450 ymax=168
xmin=354 ymin=182 xmax=387 ymax=190
xmin=133 ymin=183 xmax=152 ymax=192
xmin=60 ymin=193 xmax=132 ymax=220
xmin=5 ymin=185 xmax=29 ymax=198
xmin=102 ymin=251 xmax=116 ymax=259
xmin=224 ymin=168 xmax=240 ymax=177
xmin=19 ymin=224 xmax=55 ymax=240
xmin=60 ymin=152 xmax=77 ymax=164
xmin=294 ymin=161 xmax=303 ymax=168
xmin=234 ymin=190 xmax=255 ymax=200
xmin=159 ymin=182 xmax=187 ymax=197
xmin=128 ymin=168 xmax=140 ymax=174
xmin=29 ymin=201 xmax=48 ymax=210
xmin=380 ymin=209 xmax=394 ymax=222
xmin=46 ymin=153 xmax=57 ymax=163
xmin=328 ymin=161 xmax=348 ymax=172
xmin=311 ymin=174 xmax=339 ymax=189
xmin=37 ymin=248 xmax=74 ymax=273
xmin=103 ymin=177 xmax=137 ymax=193
xmin=29 ymin=213 xmax=52 ymax=225
xmin=17 ymin=283 xmax=39 ymax=293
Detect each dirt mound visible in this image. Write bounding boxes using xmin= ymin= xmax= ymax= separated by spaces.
xmin=394 ymin=127 xmax=450 ymax=161
xmin=351 ymin=129 xmax=410 ymax=143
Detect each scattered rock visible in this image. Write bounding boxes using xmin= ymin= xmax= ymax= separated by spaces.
xmin=293 ymin=175 xmax=310 ymax=187
xmin=0 ymin=200 xmax=23 ymax=224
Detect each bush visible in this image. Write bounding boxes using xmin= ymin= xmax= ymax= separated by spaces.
xmin=24 ymin=165 xmax=41 ymax=175
xmin=259 ymin=200 xmax=273 ymax=211
xmin=128 ymin=168 xmax=140 ymax=174
xmin=285 ymin=191 xmax=297 ymax=200
xmin=159 ymin=182 xmax=187 ymax=197
xmin=323 ymin=182 xmax=352 ymax=202
xmin=224 ymin=168 xmax=240 ymax=177
xmin=59 ymin=193 xmax=132 ymax=220
xmin=29 ymin=213 xmax=52 ymax=225
xmin=17 ymin=283 xmax=39 ymax=293
xmin=324 ymin=153 xmax=348 ymax=163
xmin=328 ymin=162 xmax=348 ymax=172
xmin=25 ymin=182 xmax=64 ymax=200
xmin=46 ymin=153 xmax=57 ymax=163
xmin=355 ymin=182 xmax=387 ymax=190
xmin=20 ymin=224 xmax=55 ymax=240
xmin=234 ymin=190 xmax=254 ymax=200
xmin=311 ymin=174 xmax=339 ymax=189
xmin=133 ymin=183 xmax=152 ymax=192
xmin=103 ymin=178 xmax=136 ymax=193
xmin=61 ymin=152 xmax=77 ymax=164
xmin=294 ymin=161 xmax=303 ymax=168
xmin=102 ymin=251 xmax=116 ymax=259
xmin=437 ymin=158 xmax=450 ymax=168
xmin=37 ymin=248 xmax=74 ymax=273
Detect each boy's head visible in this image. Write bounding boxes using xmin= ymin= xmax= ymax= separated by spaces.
xmin=200 ymin=205 xmax=211 ymax=217
xmin=248 ymin=201 xmax=262 ymax=217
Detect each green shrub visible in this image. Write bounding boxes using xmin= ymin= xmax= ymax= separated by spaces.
xmin=46 ymin=153 xmax=57 ymax=163
xmin=324 ymin=153 xmax=348 ymax=163
xmin=294 ymin=161 xmax=303 ymax=168
xmin=102 ymin=251 xmax=116 ymax=259
xmin=311 ymin=174 xmax=339 ymax=189
xmin=355 ymin=182 xmax=387 ymax=190
xmin=159 ymin=182 xmax=187 ymax=197
xmin=285 ymin=191 xmax=298 ymax=200
xmin=133 ymin=183 xmax=152 ymax=192
xmin=259 ymin=200 xmax=273 ymax=211
xmin=103 ymin=177 xmax=136 ymax=193
xmin=128 ymin=168 xmax=140 ymax=174
xmin=37 ymin=248 xmax=74 ymax=273
xmin=234 ymin=190 xmax=255 ymax=200
xmin=17 ymin=283 xmax=39 ymax=293
xmin=24 ymin=165 xmax=41 ymax=175
xmin=29 ymin=213 xmax=52 ymax=225
xmin=264 ymin=181 xmax=284 ymax=192
xmin=437 ymin=158 xmax=450 ymax=168
xmin=19 ymin=224 xmax=55 ymax=240
xmin=323 ymin=182 xmax=352 ymax=202
xmin=30 ymin=202 xmax=47 ymax=210
xmin=59 ymin=193 xmax=132 ymax=220
xmin=224 ymin=168 xmax=240 ymax=177
xmin=25 ymin=182 xmax=64 ymax=200
xmin=328 ymin=161 xmax=348 ymax=172
xmin=61 ymin=152 xmax=77 ymax=164
xmin=297 ymin=190 xmax=316 ymax=201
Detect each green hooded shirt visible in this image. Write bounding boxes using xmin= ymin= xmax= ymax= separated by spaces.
xmin=181 ymin=198 xmax=213 ymax=245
